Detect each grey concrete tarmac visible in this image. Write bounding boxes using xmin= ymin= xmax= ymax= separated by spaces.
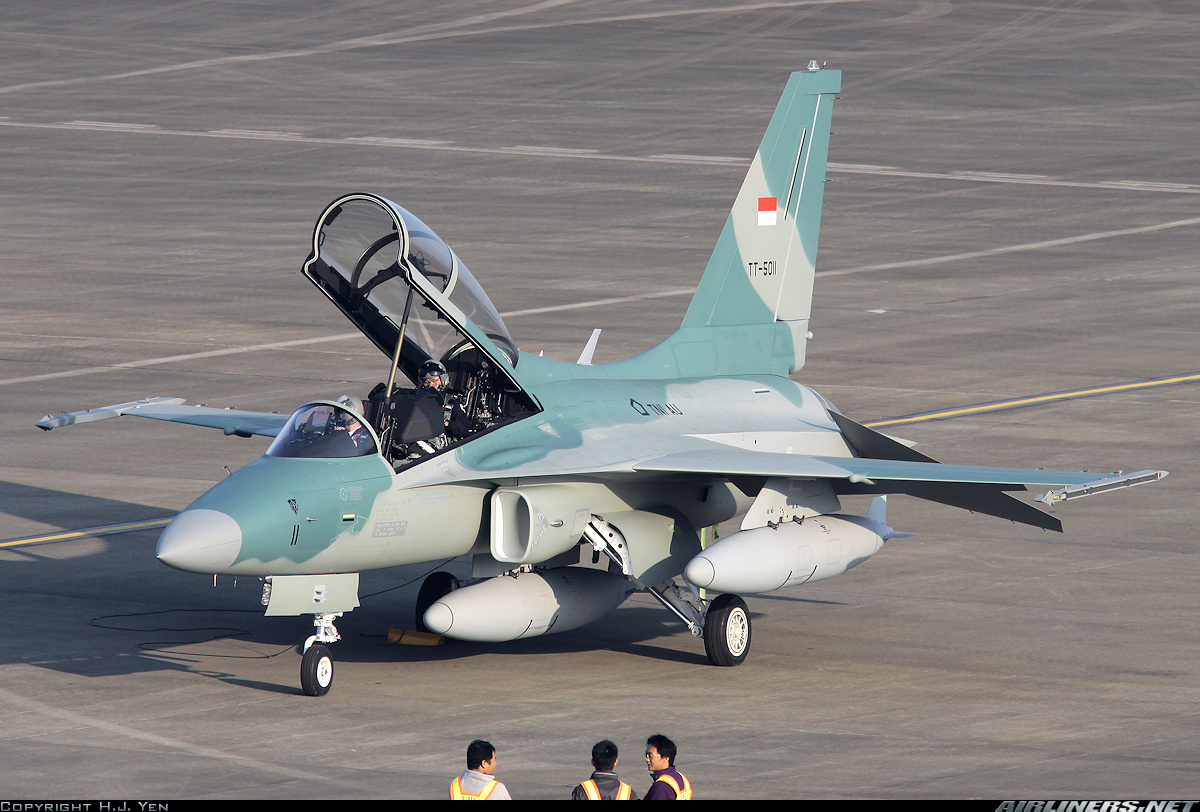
xmin=2 ymin=0 xmax=1197 ymax=800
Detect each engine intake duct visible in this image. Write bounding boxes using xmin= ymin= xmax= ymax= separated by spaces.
xmin=490 ymin=484 xmax=593 ymax=565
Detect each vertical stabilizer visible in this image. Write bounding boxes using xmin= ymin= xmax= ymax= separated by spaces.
xmin=680 ymin=68 xmax=839 ymax=374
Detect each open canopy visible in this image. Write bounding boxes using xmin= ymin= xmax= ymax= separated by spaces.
xmin=302 ymin=193 xmax=520 ymax=390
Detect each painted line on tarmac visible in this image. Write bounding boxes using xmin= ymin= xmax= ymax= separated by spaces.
xmin=500 ymin=287 xmax=693 ymax=317
xmin=0 ymin=517 xmax=173 ymax=550
xmin=818 ymin=216 xmax=1200 ymax=277
xmin=0 ymin=2 xmax=869 ymax=97
xmin=864 ymin=372 xmax=1200 ymax=428
xmin=0 ymin=289 xmax=693 ymax=388
xmin=4 ymin=118 xmax=1200 ymax=195
xmin=0 ymin=679 xmax=365 ymax=789
xmin=0 ymin=332 xmax=363 ymax=388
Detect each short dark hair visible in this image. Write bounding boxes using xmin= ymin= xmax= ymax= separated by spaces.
xmin=646 ymin=734 xmax=676 ymax=766
xmin=467 ymin=739 xmax=495 ymax=770
xmin=591 ymin=740 xmax=619 ymax=772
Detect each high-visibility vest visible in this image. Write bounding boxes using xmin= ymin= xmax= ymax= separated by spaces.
xmin=653 ymin=772 xmax=692 ymax=800
xmin=579 ymin=778 xmax=633 ymax=800
xmin=450 ymin=776 xmax=498 ymax=800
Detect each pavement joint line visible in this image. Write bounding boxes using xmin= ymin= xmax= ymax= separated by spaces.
xmin=1 ymin=120 xmax=1198 ymax=194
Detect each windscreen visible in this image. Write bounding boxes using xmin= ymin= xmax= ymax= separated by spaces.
xmin=267 ymin=403 xmax=379 ymax=459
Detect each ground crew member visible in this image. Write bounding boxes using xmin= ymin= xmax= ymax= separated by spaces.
xmin=571 ymin=740 xmax=639 ymax=800
xmin=449 ymin=739 xmax=512 ymax=800
xmin=643 ymin=735 xmax=691 ymax=800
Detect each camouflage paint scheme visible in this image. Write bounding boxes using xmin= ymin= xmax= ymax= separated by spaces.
xmin=38 ymin=69 xmax=1164 ymax=674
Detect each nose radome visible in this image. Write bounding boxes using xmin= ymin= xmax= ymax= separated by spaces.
xmin=156 ymin=509 xmax=242 ymax=572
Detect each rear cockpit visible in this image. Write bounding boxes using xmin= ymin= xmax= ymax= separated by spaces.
xmin=303 ymin=194 xmax=539 ymax=468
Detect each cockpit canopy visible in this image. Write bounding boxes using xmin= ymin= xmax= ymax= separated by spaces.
xmin=301 ymin=194 xmax=540 ymax=466
xmin=302 ymin=194 xmax=519 ymax=390
xmin=267 ymin=402 xmax=379 ymax=459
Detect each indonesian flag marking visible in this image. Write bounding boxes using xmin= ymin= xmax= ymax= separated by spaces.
xmin=757 ymin=196 xmax=778 ymax=226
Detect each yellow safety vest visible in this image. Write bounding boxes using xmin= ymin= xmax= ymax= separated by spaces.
xmin=450 ymin=776 xmax=498 ymax=800
xmin=580 ymin=778 xmax=633 ymax=800
xmin=653 ymin=772 xmax=692 ymax=800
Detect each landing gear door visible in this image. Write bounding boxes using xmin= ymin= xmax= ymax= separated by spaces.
xmin=265 ymin=573 xmax=361 ymax=616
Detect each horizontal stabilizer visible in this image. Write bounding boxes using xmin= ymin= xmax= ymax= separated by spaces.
xmin=880 ymin=481 xmax=1063 ymax=532
xmin=828 ymin=410 xmax=1070 ymax=530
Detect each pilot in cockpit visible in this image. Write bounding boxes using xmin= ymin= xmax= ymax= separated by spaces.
xmin=332 ymin=395 xmax=375 ymax=450
xmin=417 ymin=360 xmax=472 ymax=440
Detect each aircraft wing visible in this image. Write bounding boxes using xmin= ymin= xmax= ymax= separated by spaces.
xmin=37 ymin=397 xmax=288 ymax=438
xmin=633 ymin=449 xmax=1165 ymax=532
xmin=634 ymin=449 xmax=1105 ymax=488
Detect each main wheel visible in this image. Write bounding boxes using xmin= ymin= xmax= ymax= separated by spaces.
xmin=415 ymin=571 xmax=458 ymax=632
xmin=704 ymin=593 xmax=751 ymax=667
xmin=301 ymin=643 xmax=334 ymax=696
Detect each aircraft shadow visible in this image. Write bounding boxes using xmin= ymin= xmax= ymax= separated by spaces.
xmin=0 ymin=480 xmax=175 ymax=545
xmin=4 ymin=529 xmax=799 ymax=692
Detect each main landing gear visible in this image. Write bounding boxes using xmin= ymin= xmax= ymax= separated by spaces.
xmin=703 ymin=593 xmax=751 ymax=667
xmin=645 ymin=580 xmax=752 ymax=667
xmin=300 ymin=612 xmax=341 ymax=697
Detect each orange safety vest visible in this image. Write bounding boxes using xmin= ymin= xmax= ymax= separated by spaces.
xmin=579 ymin=778 xmax=633 ymax=800
xmin=450 ymin=776 xmax=498 ymax=800
xmin=653 ymin=772 xmax=692 ymax=800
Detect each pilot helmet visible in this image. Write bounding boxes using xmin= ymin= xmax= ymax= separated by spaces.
xmin=335 ymin=394 xmax=364 ymax=417
xmin=418 ymin=360 xmax=448 ymax=390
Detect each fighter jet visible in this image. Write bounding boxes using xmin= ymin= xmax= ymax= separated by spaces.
xmin=38 ymin=67 xmax=1166 ymax=696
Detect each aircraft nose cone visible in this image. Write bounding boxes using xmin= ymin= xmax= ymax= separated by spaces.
xmin=156 ymin=509 xmax=242 ymax=573
xmin=422 ymin=601 xmax=454 ymax=635
xmin=683 ymin=555 xmax=715 ymax=589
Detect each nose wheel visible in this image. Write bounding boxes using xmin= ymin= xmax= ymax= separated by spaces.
xmin=300 ymin=612 xmax=341 ymax=696
xmin=301 ymin=643 xmax=334 ymax=696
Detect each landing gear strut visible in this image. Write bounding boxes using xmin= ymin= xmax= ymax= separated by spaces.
xmin=300 ymin=612 xmax=341 ymax=696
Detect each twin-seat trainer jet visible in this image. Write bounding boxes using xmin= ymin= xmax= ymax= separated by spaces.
xmin=38 ymin=67 xmax=1165 ymax=695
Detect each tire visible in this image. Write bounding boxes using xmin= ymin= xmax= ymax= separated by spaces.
xmin=704 ymin=594 xmax=751 ymax=667
xmin=415 ymin=571 xmax=458 ymax=632
xmin=301 ymin=643 xmax=334 ymax=696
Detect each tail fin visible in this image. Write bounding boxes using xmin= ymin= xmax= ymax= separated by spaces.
xmin=680 ymin=67 xmax=839 ymax=374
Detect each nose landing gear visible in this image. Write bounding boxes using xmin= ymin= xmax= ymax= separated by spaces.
xmin=300 ymin=612 xmax=341 ymax=696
